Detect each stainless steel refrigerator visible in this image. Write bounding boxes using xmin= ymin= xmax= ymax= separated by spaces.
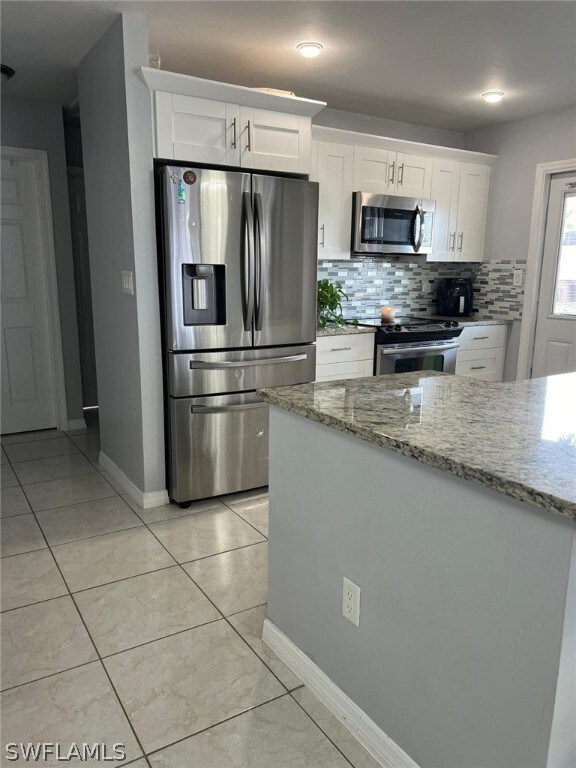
xmin=159 ymin=165 xmax=318 ymax=504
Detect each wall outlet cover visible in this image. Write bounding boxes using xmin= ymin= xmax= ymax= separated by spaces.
xmin=342 ymin=577 xmax=361 ymax=627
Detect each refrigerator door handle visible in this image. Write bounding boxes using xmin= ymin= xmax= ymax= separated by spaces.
xmin=190 ymin=353 xmax=308 ymax=369
xmin=242 ymin=192 xmax=255 ymax=332
xmin=254 ymin=192 xmax=267 ymax=331
xmin=190 ymin=402 xmax=265 ymax=414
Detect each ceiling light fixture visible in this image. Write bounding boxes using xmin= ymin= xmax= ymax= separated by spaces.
xmin=297 ymin=42 xmax=323 ymax=58
xmin=1 ymin=65 xmax=15 ymax=85
xmin=482 ymin=91 xmax=504 ymax=104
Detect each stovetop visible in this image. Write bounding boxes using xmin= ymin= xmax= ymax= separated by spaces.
xmin=345 ymin=316 xmax=463 ymax=344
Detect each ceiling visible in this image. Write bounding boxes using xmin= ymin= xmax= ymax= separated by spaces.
xmin=1 ymin=1 xmax=576 ymax=132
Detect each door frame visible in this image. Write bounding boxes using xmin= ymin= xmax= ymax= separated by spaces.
xmin=1 ymin=146 xmax=68 ymax=431
xmin=516 ymin=157 xmax=576 ymax=379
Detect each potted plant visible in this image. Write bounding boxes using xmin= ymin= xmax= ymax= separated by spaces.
xmin=317 ymin=279 xmax=349 ymax=328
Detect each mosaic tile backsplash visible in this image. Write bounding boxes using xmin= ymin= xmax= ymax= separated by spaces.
xmin=317 ymin=258 xmax=525 ymax=320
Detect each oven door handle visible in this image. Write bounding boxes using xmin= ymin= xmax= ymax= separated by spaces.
xmin=411 ymin=204 xmax=425 ymax=253
xmin=378 ymin=341 xmax=459 ymax=356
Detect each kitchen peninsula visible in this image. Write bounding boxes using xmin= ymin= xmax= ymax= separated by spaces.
xmin=259 ymin=372 xmax=576 ymax=768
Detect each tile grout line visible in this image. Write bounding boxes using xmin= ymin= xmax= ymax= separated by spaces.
xmin=134 ymin=505 xmax=298 ymax=700
xmin=143 ymin=691 xmax=292 ymax=761
xmin=288 ymin=689 xmax=358 ymax=768
xmin=22 ymin=488 xmax=151 ymax=765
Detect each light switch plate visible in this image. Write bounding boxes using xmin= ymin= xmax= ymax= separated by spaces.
xmin=122 ymin=270 xmax=134 ymax=295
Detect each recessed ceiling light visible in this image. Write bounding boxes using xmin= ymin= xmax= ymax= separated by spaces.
xmin=1 ymin=65 xmax=15 ymax=85
xmin=482 ymin=91 xmax=505 ymax=104
xmin=297 ymin=42 xmax=323 ymax=58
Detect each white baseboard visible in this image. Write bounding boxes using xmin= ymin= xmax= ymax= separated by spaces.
xmin=98 ymin=451 xmax=170 ymax=509
xmin=262 ymin=619 xmax=420 ymax=768
xmin=67 ymin=418 xmax=86 ymax=431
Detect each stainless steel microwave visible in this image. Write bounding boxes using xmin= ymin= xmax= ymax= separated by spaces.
xmin=352 ymin=192 xmax=436 ymax=255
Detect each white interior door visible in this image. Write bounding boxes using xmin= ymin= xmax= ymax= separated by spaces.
xmin=1 ymin=152 xmax=59 ymax=433
xmin=532 ymin=173 xmax=576 ymax=377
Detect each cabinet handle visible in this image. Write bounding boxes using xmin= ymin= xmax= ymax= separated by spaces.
xmin=457 ymin=232 xmax=464 ymax=251
xmin=246 ymin=120 xmax=252 ymax=151
xmin=319 ymin=224 xmax=325 ymax=247
xmin=449 ymin=232 xmax=456 ymax=251
xmin=398 ymin=163 xmax=405 ymax=185
xmin=389 ymin=161 xmax=395 ymax=186
xmin=472 ymin=336 xmax=490 ymax=340
xmin=470 ymin=366 xmax=487 ymax=370
xmin=330 ymin=346 xmax=352 ymax=352
xmin=231 ymin=117 xmax=237 ymax=149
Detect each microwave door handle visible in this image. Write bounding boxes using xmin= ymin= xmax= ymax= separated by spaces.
xmin=242 ymin=192 xmax=255 ymax=331
xmin=254 ymin=192 xmax=266 ymax=331
xmin=411 ymin=204 xmax=424 ymax=253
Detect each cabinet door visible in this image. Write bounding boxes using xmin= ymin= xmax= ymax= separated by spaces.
xmin=454 ymin=163 xmax=490 ymax=262
xmin=353 ymin=147 xmax=393 ymax=192
xmin=154 ymin=92 xmax=240 ymax=165
xmin=239 ymin=108 xmax=311 ymax=174
xmin=316 ymin=141 xmax=354 ymax=260
xmin=394 ymin=152 xmax=432 ymax=198
xmin=427 ymin=159 xmax=460 ymax=262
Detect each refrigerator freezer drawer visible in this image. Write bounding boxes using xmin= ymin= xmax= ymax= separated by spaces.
xmin=168 ymin=345 xmax=316 ymax=397
xmin=169 ymin=393 xmax=268 ymax=502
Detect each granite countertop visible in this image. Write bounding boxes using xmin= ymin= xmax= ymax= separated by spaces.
xmin=259 ymin=372 xmax=576 ymax=522
xmin=316 ymin=325 xmax=377 ymax=337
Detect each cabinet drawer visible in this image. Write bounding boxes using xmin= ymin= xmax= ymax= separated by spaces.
xmin=456 ymin=348 xmax=505 ymax=381
xmin=457 ymin=324 xmax=506 ymax=351
xmin=316 ymin=359 xmax=373 ymax=382
xmin=316 ymin=333 xmax=374 ymax=364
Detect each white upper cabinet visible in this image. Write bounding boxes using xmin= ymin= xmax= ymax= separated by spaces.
xmin=155 ymin=93 xmax=240 ymax=166
xmin=456 ymin=164 xmax=491 ymax=262
xmin=353 ymin=147 xmax=431 ymax=198
xmin=239 ymin=108 xmax=311 ymax=174
xmin=312 ymin=141 xmax=354 ymax=260
xmin=143 ymin=69 xmax=326 ymax=174
xmin=428 ymin=160 xmax=491 ymax=263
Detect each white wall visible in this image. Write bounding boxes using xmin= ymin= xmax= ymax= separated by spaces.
xmin=465 ymin=106 xmax=576 ymax=262
xmin=313 ymin=106 xmax=465 ymax=149
xmin=78 ymin=13 xmax=165 ymax=495
xmin=1 ymin=100 xmax=84 ymax=424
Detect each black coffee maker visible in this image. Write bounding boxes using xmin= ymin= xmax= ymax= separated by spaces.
xmin=436 ymin=278 xmax=474 ymax=317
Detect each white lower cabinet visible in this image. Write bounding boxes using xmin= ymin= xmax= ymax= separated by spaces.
xmin=455 ymin=324 xmax=507 ymax=381
xmin=315 ymin=333 xmax=374 ymax=381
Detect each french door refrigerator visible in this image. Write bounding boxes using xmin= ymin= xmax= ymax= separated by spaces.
xmin=159 ymin=165 xmax=318 ymax=504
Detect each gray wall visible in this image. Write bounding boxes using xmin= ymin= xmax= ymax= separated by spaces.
xmin=1 ymin=100 xmax=84 ymax=424
xmin=465 ymin=106 xmax=576 ymax=261
xmin=268 ymin=407 xmax=575 ymax=768
xmin=313 ymin=106 xmax=465 ymax=149
xmin=78 ymin=13 xmax=165 ymax=493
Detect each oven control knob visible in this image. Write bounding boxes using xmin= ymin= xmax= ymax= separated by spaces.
xmin=444 ymin=322 xmax=451 ymax=327
xmin=452 ymin=321 xmax=459 ymax=327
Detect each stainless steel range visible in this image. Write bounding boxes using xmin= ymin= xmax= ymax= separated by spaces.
xmin=346 ymin=317 xmax=463 ymax=376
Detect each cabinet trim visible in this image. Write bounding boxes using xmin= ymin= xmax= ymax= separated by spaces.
xmin=312 ymin=126 xmax=497 ymax=166
xmin=141 ymin=67 xmax=326 ymax=117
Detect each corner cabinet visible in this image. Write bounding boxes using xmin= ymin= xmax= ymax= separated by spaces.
xmin=142 ymin=68 xmax=326 ymax=175
xmin=427 ymin=160 xmax=491 ymax=263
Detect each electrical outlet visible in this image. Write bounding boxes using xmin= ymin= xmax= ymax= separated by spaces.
xmin=342 ymin=577 xmax=361 ymax=627
xmin=513 ymin=269 xmax=524 ymax=287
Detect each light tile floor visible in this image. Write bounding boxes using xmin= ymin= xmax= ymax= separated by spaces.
xmin=1 ymin=419 xmax=380 ymax=768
